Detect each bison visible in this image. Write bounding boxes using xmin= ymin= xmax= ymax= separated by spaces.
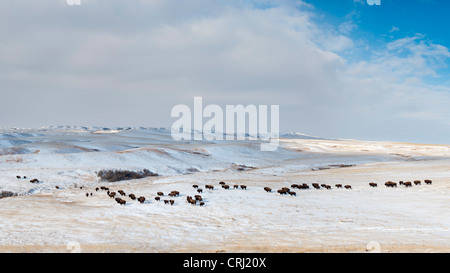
xmin=335 ymin=184 xmax=343 ymax=188
xmin=288 ymin=191 xmax=296 ymax=196
xmin=264 ymin=187 xmax=272 ymax=193
xmin=385 ymin=181 xmax=397 ymax=188
xmin=414 ymin=180 xmax=421 ymax=185
xmin=129 ymin=194 xmax=136 ymax=200
xmin=299 ymin=184 xmax=309 ymax=190
xmin=222 ymin=185 xmax=230 ymax=190
xmin=193 ymin=185 xmax=199 ymax=189
xmin=344 ymin=185 xmax=352 ymax=189
xmin=425 ymin=179 xmax=432 ymax=185
xmin=369 ymin=183 xmax=377 ymax=187
xmin=155 ymin=196 xmax=160 ymax=201
xmin=137 ymin=196 xmax=146 ymax=203
xmin=240 ymin=185 xmax=247 ymax=190
xmin=157 ymin=192 xmax=164 ymax=196
xmin=404 ymin=182 xmax=412 ymax=187
xmin=186 ymin=196 xmax=196 ymax=205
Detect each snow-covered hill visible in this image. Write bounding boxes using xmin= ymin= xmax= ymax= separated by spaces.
xmin=0 ymin=126 xmax=449 ymax=252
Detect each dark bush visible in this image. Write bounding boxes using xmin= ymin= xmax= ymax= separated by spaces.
xmin=97 ymin=168 xmax=159 ymax=182
xmin=0 ymin=191 xmax=17 ymax=199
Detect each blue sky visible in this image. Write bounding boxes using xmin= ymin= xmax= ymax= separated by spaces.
xmin=1 ymin=0 xmax=450 ymax=144
xmin=303 ymin=0 xmax=450 ymax=84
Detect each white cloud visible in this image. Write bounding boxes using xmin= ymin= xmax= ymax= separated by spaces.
xmin=0 ymin=0 xmax=450 ymax=143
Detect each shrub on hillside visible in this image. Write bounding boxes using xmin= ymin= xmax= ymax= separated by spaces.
xmin=97 ymin=168 xmax=159 ymax=182
xmin=0 ymin=191 xmax=18 ymax=199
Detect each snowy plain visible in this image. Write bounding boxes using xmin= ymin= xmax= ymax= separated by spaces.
xmin=0 ymin=126 xmax=449 ymax=252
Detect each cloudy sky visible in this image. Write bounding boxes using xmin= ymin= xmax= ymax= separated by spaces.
xmin=1 ymin=0 xmax=450 ymax=144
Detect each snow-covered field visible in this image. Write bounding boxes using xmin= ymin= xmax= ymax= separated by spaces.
xmin=0 ymin=126 xmax=449 ymax=252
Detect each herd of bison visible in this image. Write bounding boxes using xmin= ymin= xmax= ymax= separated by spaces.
xmin=15 ymin=175 xmax=433 ymax=207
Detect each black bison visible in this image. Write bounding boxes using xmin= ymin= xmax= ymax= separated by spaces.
xmin=233 ymin=185 xmax=239 ymax=189
xmin=385 ymin=181 xmax=397 ymax=188
xmin=155 ymin=196 xmax=160 ymax=201
xmin=414 ymin=180 xmax=421 ymax=185
xmin=199 ymin=202 xmax=205 ymax=206
xmin=425 ymin=179 xmax=432 ymax=185
xmin=277 ymin=189 xmax=288 ymax=195
xmin=264 ymin=187 xmax=272 ymax=193
xmin=344 ymin=185 xmax=352 ymax=189
xmin=404 ymin=182 xmax=412 ymax=187
xmin=186 ymin=196 xmax=196 ymax=205
xmin=240 ymin=185 xmax=247 ymax=190
xmin=157 ymin=192 xmax=164 ymax=196
xmin=222 ymin=185 xmax=230 ymax=190
xmin=219 ymin=181 xmax=225 ymax=185
xmin=335 ymin=184 xmax=343 ymax=188
xmin=291 ymin=184 xmax=299 ymax=189
xmin=299 ymin=184 xmax=309 ymax=189
xmin=312 ymin=183 xmax=320 ymax=189
xmin=129 ymin=194 xmax=136 ymax=200
xmin=118 ymin=190 xmax=126 ymax=196
xmin=193 ymin=185 xmax=199 ymax=189
xmin=205 ymin=185 xmax=214 ymax=190
xmin=197 ymin=189 xmax=203 ymax=193
xmin=369 ymin=183 xmax=377 ymax=187
xmin=170 ymin=200 xmax=174 ymax=206
xmin=288 ymin=191 xmax=296 ymax=196
xmin=137 ymin=196 xmax=145 ymax=203
xmin=169 ymin=191 xmax=179 ymax=197
xmin=30 ymin=178 xmax=39 ymax=183
xmin=108 ymin=192 xmax=116 ymax=198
